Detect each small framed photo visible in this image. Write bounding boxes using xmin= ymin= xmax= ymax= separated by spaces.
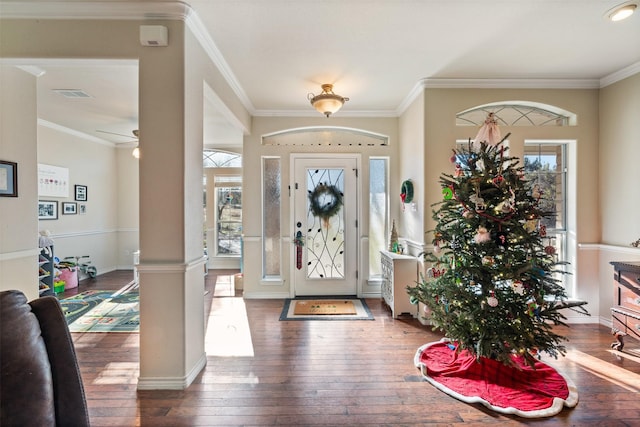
xmin=38 ymin=200 xmax=58 ymax=220
xmin=79 ymin=204 xmax=87 ymax=215
xmin=0 ymin=160 xmax=18 ymax=197
xmin=74 ymin=184 xmax=87 ymax=201
xmin=62 ymin=202 xmax=77 ymax=215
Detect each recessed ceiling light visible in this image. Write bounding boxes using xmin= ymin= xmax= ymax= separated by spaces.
xmin=606 ymin=2 xmax=637 ymax=21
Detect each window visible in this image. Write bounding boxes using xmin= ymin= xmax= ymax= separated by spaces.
xmin=369 ymin=158 xmax=389 ymax=278
xmin=457 ymin=104 xmax=574 ymax=127
xmin=524 ymin=142 xmax=567 ymax=274
xmin=203 ymin=150 xmax=242 ymax=167
xmin=203 ymin=150 xmax=243 ymax=260
xmin=262 ymin=157 xmax=281 ymax=278
xmin=215 ymin=176 xmax=242 ymax=256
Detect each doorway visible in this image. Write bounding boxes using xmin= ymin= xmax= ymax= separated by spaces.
xmin=291 ymin=154 xmax=359 ymax=296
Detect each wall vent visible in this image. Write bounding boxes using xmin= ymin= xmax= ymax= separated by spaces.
xmin=53 ymin=89 xmax=92 ymax=99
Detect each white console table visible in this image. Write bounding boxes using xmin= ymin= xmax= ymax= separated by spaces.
xmin=380 ymin=251 xmax=418 ymax=318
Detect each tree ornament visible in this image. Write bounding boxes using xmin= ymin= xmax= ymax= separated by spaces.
xmin=449 ymin=150 xmax=457 ymax=164
xmin=474 ymin=226 xmax=491 ymax=244
xmin=495 ymin=231 xmax=508 ymax=247
xmin=442 ymin=186 xmax=454 ymax=200
xmin=308 ymin=183 xmax=343 ymax=226
xmin=544 ymin=245 xmax=556 ymax=255
xmin=481 ymin=255 xmax=494 ymax=265
xmin=539 ymin=224 xmax=547 ymax=237
xmin=469 ymin=193 xmax=486 ymax=211
xmin=512 ymin=281 xmax=525 ymax=295
xmin=491 ymin=174 xmax=504 ymax=186
xmin=524 ymin=219 xmax=537 ymax=233
xmin=487 ymin=291 xmax=499 ymax=307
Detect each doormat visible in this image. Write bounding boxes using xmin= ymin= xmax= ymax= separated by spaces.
xmin=414 ymin=339 xmax=578 ymax=418
xmin=59 ymin=289 xmax=139 ymax=333
xmin=280 ymin=298 xmax=374 ymax=321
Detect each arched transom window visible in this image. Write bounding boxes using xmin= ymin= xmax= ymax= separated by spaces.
xmin=456 ymin=102 xmax=576 ymax=127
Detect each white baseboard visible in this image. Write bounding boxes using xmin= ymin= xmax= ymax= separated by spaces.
xmin=137 ymin=353 xmax=206 ymax=390
xmin=243 ymin=291 xmax=291 ymax=299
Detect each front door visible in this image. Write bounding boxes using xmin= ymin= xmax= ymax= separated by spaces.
xmin=292 ymin=155 xmax=358 ymax=296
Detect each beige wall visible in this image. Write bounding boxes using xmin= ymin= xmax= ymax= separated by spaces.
xmin=115 ymin=147 xmax=140 ymax=269
xmin=593 ymin=73 xmax=640 ymax=323
xmin=37 ymin=123 xmax=119 ymax=274
xmin=398 ymin=91 xmax=426 ymax=253
xmin=0 ymin=66 xmax=39 ymax=300
xmin=599 ymin=73 xmax=640 ymax=246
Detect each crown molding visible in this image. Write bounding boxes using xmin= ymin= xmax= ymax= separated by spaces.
xmin=252 ymin=109 xmax=398 ymax=118
xmin=396 ymin=77 xmax=604 ymax=116
xmin=38 ymin=119 xmax=113 ymax=146
xmin=600 ymin=61 xmax=640 ymax=87
xmin=185 ymin=12 xmax=255 ymax=115
xmin=0 ymin=1 xmax=191 ymax=20
xmin=421 ymin=78 xmax=601 ymax=89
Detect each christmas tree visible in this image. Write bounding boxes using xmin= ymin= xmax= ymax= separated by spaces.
xmin=409 ymin=115 xmax=586 ymax=367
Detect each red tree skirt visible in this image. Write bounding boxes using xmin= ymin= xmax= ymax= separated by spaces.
xmin=414 ymin=339 xmax=578 ymax=418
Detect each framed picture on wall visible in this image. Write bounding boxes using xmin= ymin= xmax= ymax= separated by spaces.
xmin=0 ymin=160 xmax=18 ymax=197
xmin=79 ymin=204 xmax=87 ymax=215
xmin=62 ymin=202 xmax=77 ymax=215
xmin=75 ymin=184 xmax=87 ymax=201
xmin=38 ymin=200 xmax=58 ymax=220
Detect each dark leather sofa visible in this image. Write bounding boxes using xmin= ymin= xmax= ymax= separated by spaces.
xmin=1 ymin=290 xmax=90 ymax=426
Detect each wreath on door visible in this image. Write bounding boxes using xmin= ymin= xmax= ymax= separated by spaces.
xmin=308 ymin=183 xmax=343 ymax=225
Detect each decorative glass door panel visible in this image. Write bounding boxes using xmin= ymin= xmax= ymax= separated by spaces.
xmin=305 ymin=168 xmax=344 ymax=279
xmin=293 ymin=155 xmax=358 ymax=296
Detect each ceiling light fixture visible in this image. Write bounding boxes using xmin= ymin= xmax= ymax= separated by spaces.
xmin=606 ymin=1 xmax=637 ymax=21
xmin=308 ymin=84 xmax=349 ymax=117
xmin=132 ymin=130 xmax=140 ymax=158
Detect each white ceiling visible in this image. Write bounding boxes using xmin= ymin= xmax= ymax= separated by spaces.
xmin=3 ymin=0 xmax=640 ymax=148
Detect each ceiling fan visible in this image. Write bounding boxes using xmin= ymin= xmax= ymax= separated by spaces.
xmin=96 ymin=129 xmax=139 ymax=142
xmin=96 ymin=129 xmax=140 ymax=158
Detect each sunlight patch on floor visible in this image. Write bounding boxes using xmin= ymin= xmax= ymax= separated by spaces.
xmin=205 ymin=296 xmax=254 ymax=357
xmin=565 ymin=349 xmax=640 ymax=392
xmin=200 ymin=372 xmax=260 ymax=384
xmin=213 ymin=274 xmax=235 ymax=297
xmin=92 ymin=362 xmax=139 ymax=385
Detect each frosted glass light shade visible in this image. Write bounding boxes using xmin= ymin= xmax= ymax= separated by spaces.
xmin=607 ymin=2 xmax=637 ymax=21
xmin=308 ymin=84 xmax=349 ymax=117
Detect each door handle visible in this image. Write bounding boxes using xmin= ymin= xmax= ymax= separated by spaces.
xmin=294 ymin=230 xmax=304 ymax=270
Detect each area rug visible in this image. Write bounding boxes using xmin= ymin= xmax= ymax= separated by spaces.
xmin=59 ymin=290 xmax=139 ymax=333
xmin=414 ymin=339 xmax=578 ymax=418
xmin=280 ymin=297 xmax=374 ymax=320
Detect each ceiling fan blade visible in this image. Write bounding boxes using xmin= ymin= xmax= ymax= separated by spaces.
xmin=96 ymin=129 xmax=138 ymax=139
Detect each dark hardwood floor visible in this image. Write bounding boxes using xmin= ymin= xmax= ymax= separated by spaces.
xmin=63 ymin=270 xmax=640 ymax=426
